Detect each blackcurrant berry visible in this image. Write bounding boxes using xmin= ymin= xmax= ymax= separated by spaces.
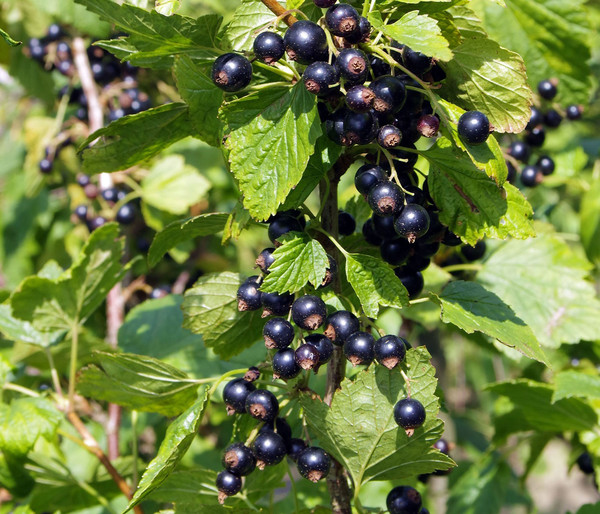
xmin=303 ymin=61 xmax=339 ymax=96
xmin=325 ymin=108 xmax=346 ymax=145
xmin=544 ymin=109 xmax=562 ymax=128
xmin=344 ymin=16 xmax=371 ymax=44
xmin=46 ymin=23 xmax=64 ymax=41
xmin=375 ymin=335 xmax=407 ymax=369
xmin=116 ymin=203 xmax=136 ymax=225
xmin=536 ymin=155 xmax=555 ymax=176
xmin=371 ymin=75 xmax=406 ymax=114
xmin=275 ymin=417 xmax=293 ymax=441
xmin=216 ymin=470 xmax=242 ymax=504
xmin=433 ymin=438 xmax=450 ymax=455
xmin=263 ymin=317 xmax=295 ymax=349
xmin=268 ymin=215 xmax=302 ymax=244
xmin=378 ymin=125 xmax=402 ymax=148
xmin=370 ymin=56 xmax=391 ymax=77
xmin=101 ymin=187 xmax=120 ymax=203
xmin=354 ymin=164 xmax=387 ymax=196
xmin=394 ymin=398 xmax=426 ymax=430
xmin=29 ymin=39 xmax=46 ymax=62
xmin=457 ymin=110 xmax=490 ymax=145
xmin=245 ymin=389 xmax=279 ymax=423
xmin=342 ymin=111 xmax=378 ymax=145
xmin=390 ymin=144 xmax=419 ymax=171
xmin=402 ymin=47 xmax=432 ymax=76
xmin=295 ymin=343 xmax=320 ymax=370
xmin=394 ymin=269 xmax=424 ymax=298
xmin=525 ymin=126 xmax=545 ymax=147
xmin=212 ymin=53 xmax=253 ymax=92
xmin=237 ymin=276 xmax=262 ymax=311
xmin=345 ymin=85 xmax=375 ymax=112
xmin=297 ymin=447 xmax=331 ymax=482
xmin=403 ymin=185 xmax=425 ymax=206
xmin=321 ymin=254 xmax=338 ymax=288
xmin=537 ymin=79 xmax=557 ymax=100
xmin=88 ymin=216 xmax=108 ymax=231
xmin=380 ymin=238 xmax=411 ymax=266
xmin=506 ymin=161 xmax=517 ymax=183
xmin=244 ymin=366 xmax=261 ymax=382
xmin=304 ymin=333 xmax=334 ymax=366
xmin=362 ymin=218 xmax=383 ymax=246
xmin=526 ymin=106 xmax=544 ymax=130
xmin=256 ymin=247 xmax=276 ymax=273
xmin=39 ymin=158 xmax=53 ymax=174
xmin=577 ymin=451 xmax=594 ymax=475
xmin=403 ymin=254 xmax=431 ymax=273
xmin=520 ymin=165 xmax=540 ymax=187
xmin=150 ymin=285 xmax=171 ymax=299
xmin=222 ymin=442 xmax=257 ymax=476
xmin=509 ymin=141 xmax=530 ymax=162
xmin=253 ymin=31 xmax=285 ymax=64
xmin=338 ymin=211 xmax=356 ymax=236
xmin=566 ymin=105 xmax=583 ymax=120
xmin=284 ymin=21 xmax=328 ymax=65
xmin=252 ymin=430 xmax=287 ymax=469
xmin=372 ymin=214 xmax=397 ymax=240
xmin=343 ymin=331 xmax=375 ymax=366
xmin=324 ymin=310 xmax=360 ymax=346
xmin=394 ymin=204 xmax=430 ymax=243
xmin=74 ymin=204 xmax=88 ymax=221
xmin=461 ymin=240 xmax=486 ymax=261
xmin=261 ymin=291 xmax=294 ymax=317
xmin=272 ymin=348 xmax=302 ymax=380
xmin=286 ymin=438 xmax=307 ymax=460
xmin=442 ymin=228 xmax=462 ymax=247
xmin=430 ymin=63 xmax=446 ymax=83
xmin=417 ymin=114 xmax=440 ymax=138
xmin=76 ymin=173 xmax=90 ymax=187
xmin=292 ymin=295 xmax=327 ymax=330
xmin=223 ymin=377 xmax=256 ymax=415
xmin=325 ymin=3 xmax=360 ymax=37
xmin=386 ymin=485 xmax=422 ymax=514
xmin=314 ymin=0 xmax=336 ymax=6
xmin=368 ymin=181 xmax=404 ymax=216
xmin=335 ymin=48 xmax=369 ymax=84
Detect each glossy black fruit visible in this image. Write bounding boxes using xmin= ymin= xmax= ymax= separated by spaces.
xmin=394 ymin=204 xmax=430 ymax=243
xmin=335 ymin=48 xmax=369 ymax=84
xmin=253 ymin=31 xmax=285 ymax=64
xmin=344 ymin=16 xmax=371 ymax=44
xmin=325 ymin=3 xmax=360 ymax=37
xmin=297 ymin=447 xmax=331 ymax=482
xmin=275 ymin=417 xmax=293 ymax=441
xmin=525 ymin=127 xmax=545 ymax=147
xmin=545 ymin=109 xmax=562 ymax=128
xmin=101 ymin=187 xmax=120 ymax=203
xmin=245 ymin=389 xmax=279 ymax=423
xmin=345 ymin=85 xmax=375 ymax=112
xmin=324 ymin=310 xmax=360 ymax=345
xmin=403 ymin=185 xmax=425 ymax=206
xmin=268 ymin=215 xmax=303 ymax=243
xmin=402 ymin=47 xmax=432 ymax=76
xmin=74 ymin=204 xmax=88 ymax=221
xmin=394 ymin=398 xmax=426 ymax=429
xmin=325 ymin=108 xmax=346 ymax=144
xmin=39 ymin=158 xmax=53 ymax=174
xmin=263 ymin=317 xmax=295 ymax=349
xmin=380 ymin=238 xmax=411 ymax=266
xmin=378 ymin=125 xmax=402 ymax=148
xmin=304 ymin=333 xmax=334 ymax=366
xmin=355 ymin=164 xmax=387 ymax=195
xmin=538 ymin=79 xmax=557 ymax=100
xmin=368 ymin=181 xmax=404 ymax=216
xmin=417 ymin=114 xmax=439 ymax=138
xmin=256 ymin=247 xmax=276 ymax=273
xmin=370 ymin=56 xmax=391 ymax=77
xmin=216 ymin=470 xmax=242 ymax=503
xmin=370 ymin=214 xmax=396 ymax=240
xmin=322 ymin=254 xmax=338 ymax=287
xmin=537 ymin=155 xmax=555 ymax=176
xmin=375 ymin=335 xmax=407 ymax=369
xmin=343 ymin=331 xmax=375 ymax=366
xmin=442 ymin=228 xmax=462 ymax=247
xmin=434 ymin=438 xmax=450 ymax=455
xmin=223 ymin=377 xmax=256 ymax=415
xmin=506 ymin=161 xmax=517 ymax=183
xmin=415 ymin=240 xmax=440 ymax=259
xmin=461 ymin=240 xmax=486 ymax=261
xmin=212 ymin=53 xmax=252 ymax=92
xmin=295 ymin=343 xmax=320 ymax=370
xmin=149 ymin=285 xmax=171 ymax=299
xmin=314 ymin=0 xmax=336 ymax=6
xmin=88 ymin=216 xmax=107 ymax=231
xmin=509 ymin=141 xmax=530 ymax=162
xmin=116 ymin=203 xmax=136 ymax=225
xmin=261 ymin=291 xmax=294 ymax=316
xmin=273 ymin=348 xmax=302 ymax=380
xmin=457 ymin=110 xmax=490 ymax=145
xmin=284 ymin=21 xmax=328 ymax=65
xmin=404 ymin=254 xmax=431 ymax=273
xmin=338 ymin=211 xmax=356 ymax=236
xmin=521 ymin=165 xmax=540 ymax=187
xmin=362 ymin=218 xmax=383 ymax=246
xmin=371 ymin=75 xmax=406 ymax=114
xmin=303 ymin=61 xmax=339 ymax=96
xmin=387 ymin=485 xmax=422 ymax=514
xmin=342 ymin=111 xmax=378 ymax=145
xmin=237 ymin=276 xmax=262 ymax=311
xmin=252 ymin=430 xmax=287 ymax=468
xmin=286 ymin=438 xmax=307 ymax=460
xmin=394 ymin=269 xmax=424 ymax=298
xmin=222 ymin=443 xmax=257 ymax=476
xmin=526 ymin=106 xmax=544 ymax=130
xmin=577 ymin=452 xmax=594 ymax=475
xmin=292 ymin=295 xmax=327 ymax=330
xmin=566 ymin=105 xmax=583 ymax=120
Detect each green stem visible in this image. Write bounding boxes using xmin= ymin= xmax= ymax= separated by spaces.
xmin=315 ymin=228 xmax=349 ymax=257
xmin=68 ymin=323 xmax=80 ymax=412
xmin=253 ymin=60 xmax=295 ymax=81
xmin=245 ymin=81 xmax=292 ymax=92
xmin=316 ymin=174 xmax=331 ymax=220
xmin=3 ymin=383 xmax=40 ymax=397
xmin=442 ymin=263 xmax=482 ymax=273
xmin=45 ymin=348 xmax=64 ymax=398
xmin=76 ymin=478 xmax=118 ymax=514
xmin=208 ymin=368 xmax=249 ymax=396
xmin=409 ymin=297 xmax=430 ymax=305
xmin=286 ymin=460 xmax=300 ymax=513
xmin=131 ymin=410 xmax=139 ymax=490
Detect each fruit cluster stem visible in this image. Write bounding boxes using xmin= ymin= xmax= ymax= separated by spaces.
xmin=72 ymin=37 xmax=103 ymax=135
xmin=259 ymin=0 xmax=298 ymax=27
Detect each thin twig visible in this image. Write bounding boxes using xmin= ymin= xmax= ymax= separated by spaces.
xmin=72 ymin=37 xmax=103 ymax=136
xmin=259 ymin=0 xmax=298 ymax=26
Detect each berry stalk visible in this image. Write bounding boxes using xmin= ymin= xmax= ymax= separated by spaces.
xmin=259 ymin=0 xmax=299 ymax=27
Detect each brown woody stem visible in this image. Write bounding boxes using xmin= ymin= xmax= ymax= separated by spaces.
xmin=259 ymin=0 xmax=298 ymax=26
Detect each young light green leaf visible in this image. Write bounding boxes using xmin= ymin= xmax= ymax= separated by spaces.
xmin=223 ymin=0 xmax=282 ymax=52
xmin=155 ymin=0 xmax=181 ymax=16
xmin=80 ymin=103 xmax=194 ymax=173
xmin=227 ymin=82 xmax=322 ymax=220
xmin=369 ymin=11 xmax=453 ymax=61
xmin=128 ymin=388 xmax=209 ymax=510
xmin=182 ymin=272 xmax=265 ymax=359
xmin=77 ymin=352 xmax=199 ymax=417
xmin=580 ymin=179 xmax=600 ymax=266
xmin=432 ymin=281 xmax=547 ymax=364
xmin=0 ymin=305 xmax=65 ymax=348
xmin=345 ymin=254 xmax=409 ymax=317
xmin=148 ymin=213 xmax=229 ymax=267
xmin=300 ymin=348 xmax=454 ymax=488
xmin=0 ymin=28 xmax=22 ymax=47
xmin=552 ymin=371 xmax=600 ymax=403
xmin=260 ymin=234 xmax=329 ymax=294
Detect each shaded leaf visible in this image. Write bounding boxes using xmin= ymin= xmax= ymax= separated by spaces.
xmin=553 ymin=371 xmax=600 ymax=403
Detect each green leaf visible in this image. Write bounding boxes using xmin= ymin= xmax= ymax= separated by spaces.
xmin=77 ymin=352 xmax=199 ymax=417
xmin=0 ymin=304 xmax=64 ymax=348
xmin=148 ymin=213 xmax=229 ymax=267
xmin=155 ymin=0 xmax=181 ymax=16
xmin=0 ymin=28 xmax=21 ymax=47
xmin=219 ymin=86 xmax=290 ymax=131
xmin=345 ymin=253 xmax=409 ymax=317
xmin=369 ymin=11 xmax=453 ymax=61
xmin=424 ymin=137 xmax=534 ymax=245
xmin=223 ymin=0 xmax=283 ymax=52
xmin=11 ymin=224 xmax=128 ymax=331
xmin=580 ymin=179 xmax=600 ymax=266
xmin=576 ymin=503 xmax=600 ymax=514
xmin=141 ymin=155 xmax=211 ymax=214
xmin=227 ymin=82 xmax=322 ymax=220
xmin=174 ymin=56 xmax=224 ymax=147
xmin=432 ymin=281 xmax=547 ymax=364
xmin=477 ymin=232 xmax=600 ymax=348
xmin=439 ymin=37 xmax=532 ymax=133
xmin=182 ymin=272 xmax=265 ymax=359
xmin=261 ymin=234 xmax=328 ymax=293
xmin=128 ymin=388 xmax=209 ymax=510
xmin=80 ymin=103 xmax=193 ymax=173
xmin=300 ymin=348 xmax=454 ymax=488
xmin=553 ymin=371 xmax=600 ymax=403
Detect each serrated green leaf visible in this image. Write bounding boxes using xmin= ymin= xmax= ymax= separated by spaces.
xmin=0 ymin=28 xmax=21 ymax=47
xmin=175 ymin=56 xmax=224 ymax=147
xmin=223 ymin=0 xmax=283 ymax=52
xmin=553 ymin=371 xmax=600 ymax=403
xmin=128 ymin=388 xmax=209 ymax=510
xmin=77 ymin=352 xmax=198 ymax=417
xmin=300 ymin=348 xmax=454 ymax=488
xmin=227 ymin=82 xmax=322 ymax=220
xmin=369 ymin=11 xmax=453 ymax=61
xmin=155 ymin=0 xmax=181 ymax=15
xmin=432 ymin=281 xmax=547 ymax=364
xmin=219 ymin=86 xmax=290 ymax=131
xmin=576 ymin=503 xmax=600 ymax=514
xmin=580 ymin=179 xmax=600 ymax=266
xmin=182 ymin=272 xmax=265 ymax=359
xmin=345 ymin=253 xmax=409 ymax=317
xmin=261 ymin=234 xmax=328 ymax=293
xmin=148 ymin=213 xmax=229 ymax=267
xmin=80 ymin=103 xmax=193 ymax=173
xmin=0 ymin=304 xmax=64 ymax=348
xmin=477 ymin=232 xmax=600 ymax=348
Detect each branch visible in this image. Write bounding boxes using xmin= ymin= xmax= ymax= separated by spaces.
xmin=259 ymin=0 xmax=298 ymax=26
xmin=72 ymin=37 xmax=103 ymax=135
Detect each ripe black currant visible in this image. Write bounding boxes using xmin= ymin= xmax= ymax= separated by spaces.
xmin=275 ymin=417 xmax=293 ymax=441
xmin=253 ymin=31 xmax=285 ymax=64
xmin=212 ymin=53 xmax=253 ymax=92
xmin=403 ymin=185 xmax=425 ymax=206
xmin=223 ymin=377 xmax=256 ymax=415
xmin=536 ymin=155 xmax=555 ymax=176
xmin=506 ymin=161 xmax=517 ymax=183
xmin=372 ymin=214 xmax=397 ymax=240
xmin=272 ymin=348 xmax=302 ymax=380
xmin=355 ymin=164 xmax=387 ymax=196
xmin=526 ymin=106 xmax=544 ymax=130
xmin=116 ymin=203 xmax=136 ymax=225
xmin=375 ymin=335 xmax=407 ymax=369
xmin=304 ymin=333 xmax=334 ymax=366
xmin=342 ymin=111 xmax=378 ymax=145
xmin=368 ymin=181 xmax=404 ymax=216
xmin=268 ymin=214 xmax=303 ymax=244
xmin=286 ymin=438 xmax=307 ymax=460
xmin=261 ymin=291 xmax=294 ymax=317
xmin=363 ymin=218 xmax=383 ymax=246
xmin=325 ymin=108 xmax=346 ymax=145
xmin=521 ymin=165 xmax=540 ymax=187
xmin=74 ymin=205 xmax=88 ymax=221
xmin=461 ymin=240 xmax=486 ymax=261
xmin=370 ymin=75 xmax=406 ymax=114
xmin=380 ymin=238 xmax=411 ymax=266
xmin=434 ymin=438 xmax=450 ymax=455
xmin=101 ymin=187 xmax=120 ymax=203
xmin=544 ymin=109 xmax=562 ymax=128
xmin=343 ymin=331 xmax=375 ymax=366
xmin=345 ymin=85 xmax=375 ymax=112
xmin=394 ymin=269 xmax=424 ymax=298
xmin=537 ymin=79 xmax=557 ymax=100
xmin=244 ymin=366 xmax=261 ymax=382
xmin=394 ymin=204 xmax=430 ymax=243
xmin=245 ymin=389 xmax=279 ymax=423
xmin=256 ymin=247 xmax=276 ymax=273
xmin=322 ymin=254 xmax=338 ymax=287
xmin=370 ymin=56 xmax=391 ymax=77
xmin=263 ymin=317 xmax=295 ymax=349
xmin=344 ymin=16 xmax=371 ymax=44
xmin=237 ymin=276 xmax=262 ymax=311
xmin=297 ymin=447 xmax=331 ymax=482
xmin=457 ymin=110 xmax=490 ymax=145
xmin=525 ymin=126 xmax=545 ymax=147
xmin=417 ymin=114 xmax=440 ymax=138
xmin=394 ymin=398 xmax=426 ymax=430
xmin=325 ymin=3 xmax=360 ymax=37
xmin=314 ymin=0 xmax=336 ymax=6
xmin=402 ymin=47 xmax=432 ymax=76
xmin=283 ymin=21 xmax=328 ymax=65
xmin=295 ymin=343 xmax=320 ymax=370
xmin=335 ymin=48 xmax=369 ymax=84
xmin=216 ymin=470 xmax=242 ymax=504
xmin=252 ymin=430 xmax=287 ymax=469
xmin=386 ymin=485 xmax=422 ymax=514
xmin=404 ymin=254 xmax=431 ymax=273
xmin=566 ymin=105 xmax=583 ymax=120
xmin=292 ymin=295 xmax=327 ymax=330
xmin=303 ymin=61 xmax=340 ymax=96
xmin=338 ymin=211 xmax=356 ymax=236
xmin=222 ymin=443 xmax=257 ymax=476
xmin=150 ymin=285 xmax=171 ymax=299
xmin=442 ymin=228 xmax=462 ymax=247
xmin=577 ymin=452 xmax=594 ymax=475
xmin=509 ymin=141 xmax=530 ymax=162
xmin=378 ymin=125 xmax=402 ymax=148
xmin=76 ymin=173 xmax=90 ymax=187
xmin=39 ymin=158 xmax=53 ymax=174
xmin=324 ymin=310 xmax=360 ymax=345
